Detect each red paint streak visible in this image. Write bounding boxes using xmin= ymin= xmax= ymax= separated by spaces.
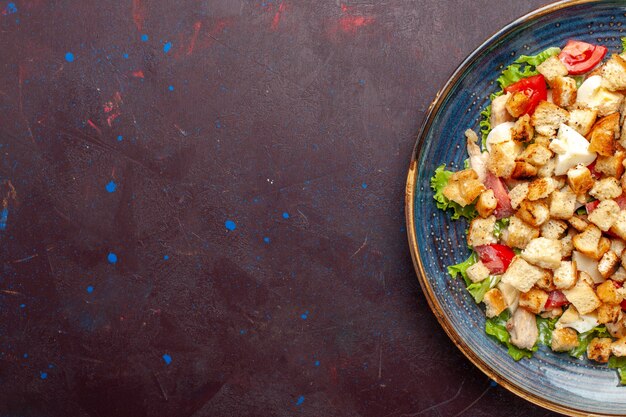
xmin=187 ymin=21 xmax=202 ymax=55
xmin=132 ymin=0 xmax=146 ymax=31
xmin=338 ymin=15 xmax=374 ymax=32
xmin=329 ymin=366 xmax=338 ymax=385
xmin=103 ymin=92 xmax=123 ymax=127
xmin=87 ymin=119 xmax=102 ymax=135
xmin=131 ymin=70 xmax=145 ymax=78
xmin=271 ymin=3 xmax=285 ymax=31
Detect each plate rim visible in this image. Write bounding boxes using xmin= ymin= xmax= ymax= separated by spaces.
xmin=404 ymin=0 xmax=618 ymax=416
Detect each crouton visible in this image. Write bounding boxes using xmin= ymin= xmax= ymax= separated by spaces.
xmin=509 ymin=182 xmax=529 ymax=209
xmin=597 ymin=279 xmax=623 ymax=304
xmin=490 ymin=92 xmax=514 ymax=127
xmin=501 ymin=256 xmax=549 ymax=292
xmin=614 ymin=267 xmax=626 ymax=283
xmin=601 ymin=54 xmax=626 ymax=91
xmin=527 ymin=177 xmax=558 ymax=201
xmin=535 ymin=269 xmax=555 ymax=292
xmin=541 ymin=219 xmax=568 ymax=239
xmin=533 ymin=134 xmax=552 ymax=148
xmin=590 ymin=177 xmax=622 ymax=201
xmin=517 ymin=143 xmax=552 ymax=167
xmin=537 ymin=158 xmax=557 ymax=178
xmin=531 ymin=101 xmax=569 ymax=137
xmin=487 ymin=140 xmax=519 ymax=178
xmin=551 ymin=328 xmax=580 ymax=352
xmin=611 ymin=238 xmax=626 ymax=257
xmin=563 ymin=279 xmax=602 ymax=315
xmin=506 ymin=91 xmax=532 ymax=118
xmin=517 ymin=199 xmax=550 ymax=227
xmin=553 ymin=260 xmax=578 ymax=290
xmin=598 ymin=251 xmax=620 ymax=280
xmin=566 ymin=165 xmax=595 ymax=195
xmin=521 ymin=237 xmax=562 ymax=269
xmin=587 ymin=337 xmax=612 ymax=363
xmin=510 ymin=161 xmax=538 ymax=179
xmin=466 ymin=261 xmax=490 ymax=284
xmin=573 ymin=225 xmax=611 ymax=260
xmin=476 ymin=189 xmax=497 ymax=218
xmin=467 ymin=215 xmax=497 ymax=247
xmin=442 ymin=169 xmax=486 ymax=206
xmin=567 ymin=108 xmax=598 ymax=136
xmin=503 ymin=216 xmax=539 ymax=249
xmin=597 ymin=303 xmax=622 ymax=324
xmin=588 ymin=200 xmax=620 ymax=231
xmin=588 ymin=112 xmax=620 ymax=156
xmin=519 ymin=287 xmax=549 ymax=314
xmin=595 ymin=150 xmax=625 ymax=179
xmin=549 ymin=186 xmax=577 ymax=220
xmin=552 ymin=76 xmax=578 ymax=107
xmin=507 ymin=307 xmax=538 ymax=350
xmin=537 ymin=55 xmax=569 ymax=83
xmin=511 ymin=114 xmax=534 ymax=143
xmin=610 ymin=210 xmax=626 ymax=240
xmin=560 ymin=230 xmax=574 ymax=258
xmin=483 ymin=288 xmax=508 ymax=318
xmin=568 ymin=215 xmax=589 ymax=232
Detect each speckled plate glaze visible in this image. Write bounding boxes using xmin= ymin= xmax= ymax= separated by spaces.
xmin=406 ymin=1 xmax=626 ymax=416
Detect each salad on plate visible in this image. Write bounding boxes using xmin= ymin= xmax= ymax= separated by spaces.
xmin=432 ymin=38 xmax=626 ymax=383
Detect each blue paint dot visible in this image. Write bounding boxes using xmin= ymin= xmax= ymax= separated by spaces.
xmin=162 ymin=353 xmax=172 ymax=365
xmin=314 ymin=360 xmax=320 ymax=366
xmin=20 ymin=303 xmax=25 ymax=308
xmin=107 ymin=252 xmax=118 ymax=264
xmin=168 ymin=85 xmax=174 ymax=91
xmin=225 ymin=220 xmax=236 ymax=231
xmin=48 ymin=364 xmax=54 ymax=369
xmin=163 ymin=42 xmax=172 ymax=53
xmin=117 ymin=135 xmax=123 ymax=141
xmin=215 ymin=120 xmax=222 ymax=128
xmin=301 ymin=311 xmax=308 ymax=320
xmin=240 ymin=329 xmax=246 ymax=334
xmin=163 ymin=255 xmax=169 ymax=260
xmin=123 ymin=53 xmax=129 ymax=59
xmin=490 ymin=380 xmax=498 ymax=387
xmin=65 ymin=52 xmax=74 ymax=62
xmin=141 ymin=34 xmax=149 ymax=42
xmin=6 ymin=3 xmax=17 ymax=14
xmin=263 ymin=237 xmax=270 ymax=243
xmin=86 ymin=285 xmax=94 ymax=293
xmin=105 ymin=180 xmax=117 ymax=193
xmin=23 ymin=353 xmax=28 ymax=358
xmin=361 ymin=182 xmax=367 ymax=189
xmin=296 ymin=396 xmax=305 ymax=406
xmin=282 ymin=212 xmax=289 ymax=219
xmin=359 ymin=79 xmax=366 ymax=86
xmin=40 ymin=372 xmax=47 ymax=380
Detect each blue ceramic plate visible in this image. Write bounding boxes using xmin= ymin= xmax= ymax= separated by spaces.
xmin=406 ymin=1 xmax=626 ymax=415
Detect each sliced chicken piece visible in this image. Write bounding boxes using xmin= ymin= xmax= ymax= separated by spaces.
xmin=466 ymin=129 xmax=488 ymax=183
xmin=490 ymin=92 xmax=514 ymax=127
xmin=507 ymin=307 xmax=538 ymax=350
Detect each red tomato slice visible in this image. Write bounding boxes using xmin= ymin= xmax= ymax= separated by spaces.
xmin=621 ymin=299 xmax=626 ymax=311
xmin=559 ymin=40 xmax=607 ymax=75
xmin=545 ymin=290 xmax=569 ymax=310
xmin=585 ymin=200 xmax=600 ymax=213
xmin=474 ymin=244 xmax=515 ymax=275
xmin=483 ymin=172 xmax=513 ymax=219
xmin=503 ymin=74 xmax=548 ymax=115
xmin=615 ymin=195 xmax=626 ymax=210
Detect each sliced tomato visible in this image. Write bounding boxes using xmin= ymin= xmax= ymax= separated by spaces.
xmin=621 ymin=299 xmax=626 ymax=311
xmin=474 ymin=244 xmax=515 ymax=275
xmin=545 ymin=290 xmax=569 ymax=310
xmin=503 ymin=74 xmax=548 ymax=116
xmin=585 ymin=200 xmax=600 ymax=213
xmin=483 ymin=172 xmax=513 ymax=219
xmin=615 ymin=195 xmax=626 ymax=210
xmin=559 ymin=40 xmax=607 ymax=75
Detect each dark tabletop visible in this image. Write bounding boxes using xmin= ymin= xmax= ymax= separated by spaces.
xmin=0 ymin=0 xmax=565 ymax=416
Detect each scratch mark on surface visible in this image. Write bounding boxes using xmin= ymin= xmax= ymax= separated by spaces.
xmin=12 ymin=254 xmax=39 ymax=263
xmin=152 ymin=372 xmax=169 ymax=401
xmin=271 ymin=3 xmax=285 ymax=31
xmin=18 ymin=65 xmax=35 ymax=144
xmin=400 ymin=380 xmax=466 ymax=416
xmin=132 ymin=0 xmax=146 ymax=31
xmin=351 ymin=236 xmax=368 ymax=258
xmin=450 ymin=384 xmax=491 ymax=417
xmin=86 ymin=119 xmax=102 ymax=136
xmin=378 ymin=334 xmax=383 ymax=379
xmin=1 ymin=289 xmax=23 ymax=296
xmin=187 ymin=21 xmax=202 ymax=55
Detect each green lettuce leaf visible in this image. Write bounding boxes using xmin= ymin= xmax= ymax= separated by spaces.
xmin=497 ymin=47 xmax=561 ymax=89
xmin=447 ymin=251 xmax=478 ymax=286
xmin=536 ymin=316 xmax=558 ymax=347
xmin=570 ymin=326 xmax=609 ymax=359
xmin=430 ymin=164 xmax=477 ymax=220
xmin=622 ymin=37 xmax=626 ymax=53
xmin=493 ymin=217 xmax=510 ymax=239
xmin=485 ymin=310 xmax=535 ymax=361
xmin=467 ymin=275 xmax=500 ymax=303
xmin=609 ymin=356 xmax=626 ymax=385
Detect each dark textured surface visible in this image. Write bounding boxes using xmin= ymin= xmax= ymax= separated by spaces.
xmin=0 ymin=1 xmax=561 ymax=416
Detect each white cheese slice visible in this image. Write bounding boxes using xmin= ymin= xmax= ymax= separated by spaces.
xmin=549 ymin=124 xmax=597 ymax=176
xmin=497 ymin=281 xmax=520 ymax=313
xmin=556 ymin=311 xmax=599 ymax=333
xmin=576 ymin=75 xmax=623 ymax=113
xmin=572 ymin=250 xmax=604 ymax=284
